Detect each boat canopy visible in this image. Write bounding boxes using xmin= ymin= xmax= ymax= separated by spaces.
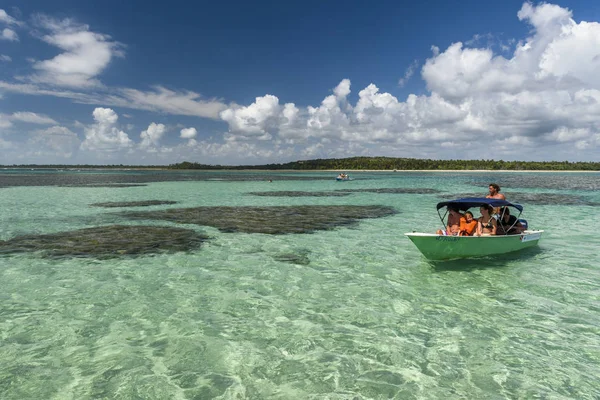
xmin=436 ymin=197 xmax=523 ymax=212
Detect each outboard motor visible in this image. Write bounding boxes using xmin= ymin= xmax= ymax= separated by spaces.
xmin=518 ymin=219 xmax=528 ymax=230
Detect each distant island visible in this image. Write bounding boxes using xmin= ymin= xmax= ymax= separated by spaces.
xmin=2 ymin=157 xmax=600 ymax=171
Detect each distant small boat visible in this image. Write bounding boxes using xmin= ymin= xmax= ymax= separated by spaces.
xmin=336 ymin=174 xmax=350 ymax=181
xmin=405 ymin=198 xmax=543 ymax=261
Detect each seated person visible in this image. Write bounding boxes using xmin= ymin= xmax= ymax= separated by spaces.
xmin=460 ymin=211 xmax=478 ymax=236
xmin=476 ymin=204 xmax=497 ymax=236
xmin=437 ymin=207 xmax=464 ymax=236
xmin=497 ymin=207 xmax=525 ymax=235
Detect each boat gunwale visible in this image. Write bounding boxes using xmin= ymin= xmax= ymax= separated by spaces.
xmin=404 ymin=230 xmax=544 ymax=238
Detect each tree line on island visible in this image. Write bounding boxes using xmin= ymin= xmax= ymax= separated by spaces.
xmin=2 ymin=157 xmax=600 ymax=170
xmin=170 ymin=157 xmax=600 ymax=171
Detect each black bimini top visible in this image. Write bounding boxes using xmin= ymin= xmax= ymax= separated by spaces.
xmin=436 ymin=197 xmax=523 ymax=212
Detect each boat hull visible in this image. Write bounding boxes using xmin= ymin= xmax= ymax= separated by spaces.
xmin=404 ymin=230 xmax=543 ymax=261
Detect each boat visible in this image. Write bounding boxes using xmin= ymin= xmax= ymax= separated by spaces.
xmin=336 ymin=173 xmax=350 ymax=181
xmin=405 ymin=197 xmax=543 ymax=261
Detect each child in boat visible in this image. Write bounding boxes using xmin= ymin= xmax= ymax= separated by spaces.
xmin=461 ymin=211 xmax=478 ymax=236
xmin=437 ymin=207 xmax=464 ymax=236
xmin=476 ymin=205 xmax=497 ymax=236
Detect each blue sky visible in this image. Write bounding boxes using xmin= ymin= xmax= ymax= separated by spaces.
xmin=1 ymin=1 xmax=600 ymax=165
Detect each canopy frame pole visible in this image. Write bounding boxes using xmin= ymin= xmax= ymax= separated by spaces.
xmin=437 ymin=208 xmax=448 ymax=232
xmin=501 ymin=207 xmax=524 ymax=235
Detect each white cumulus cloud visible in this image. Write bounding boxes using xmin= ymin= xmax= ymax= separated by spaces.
xmin=217 ymin=2 xmax=600 ymax=161
xmin=1 ymin=28 xmax=18 ymax=41
xmin=220 ymin=94 xmax=282 ymax=139
xmin=140 ymin=122 xmax=166 ymax=150
xmin=0 ymin=9 xmax=20 ymax=25
xmin=180 ymin=127 xmax=197 ymax=139
xmin=29 ymin=16 xmax=123 ymax=88
xmin=80 ymin=107 xmax=133 ymax=151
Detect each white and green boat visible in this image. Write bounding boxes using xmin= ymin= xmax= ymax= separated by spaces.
xmin=405 ymin=198 xmax=543 ymax=261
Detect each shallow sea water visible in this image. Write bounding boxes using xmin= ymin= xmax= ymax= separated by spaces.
xmin=1 ymin=170 xmax=599 ymax=399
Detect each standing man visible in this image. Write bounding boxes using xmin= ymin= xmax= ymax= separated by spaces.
xmin=486 ymin=183 xmax=506 ymax=219
xmin=486 ymin=183 xmax=506 ymax=200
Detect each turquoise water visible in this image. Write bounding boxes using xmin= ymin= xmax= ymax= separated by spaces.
xmin=1 ymin=170 xmax=599 ymax=399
